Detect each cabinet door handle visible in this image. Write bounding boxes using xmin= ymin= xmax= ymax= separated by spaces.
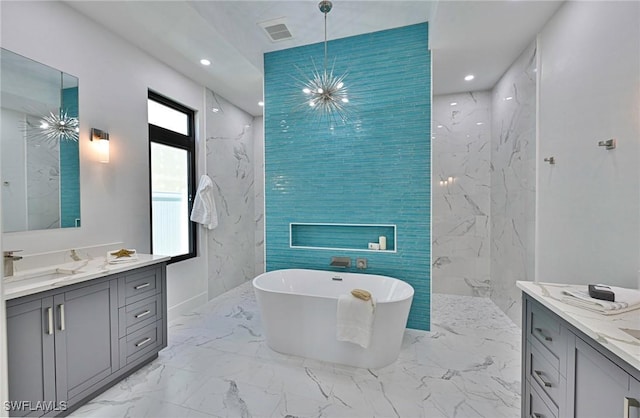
xmin=135 ymin=310 xmax=151 ymax=319
xmin=624 ymin=397 xmax=640 ymax=418
xmin=533 ymin=370 xmax=552 ymax=388
xmin=534 ymin=327 xmax=552 ymax=342
xmin=134 ymin=283 xmax=150 ymax=290
xmin=46 ymin=307 xmax=53 ymax=335
xmin=530 ymin=414 xmax=543 ymax=418
xmin=135 ymin=337 xmax=152 ymax=347
xmin=59 ymin=304 xmax=65 ymax=331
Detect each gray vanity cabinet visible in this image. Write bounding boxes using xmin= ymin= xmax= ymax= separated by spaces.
xmin=523 ymin=294 xmax=640 ymax=418
xmin=6 ymin=298 xmax=56 ymax=417
xmin=7 ymin=279 xmax=118 ymax=416
xmin=6 ymin=263 xmax=167 ymax=417
xmin=52 ymin=280 xmax=119 ymax=405
xmin=570 ymin=336 xmax=639 ymax=418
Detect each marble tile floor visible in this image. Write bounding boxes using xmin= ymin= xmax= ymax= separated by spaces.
xmin=71 ymin=282 xmax=522 ymax=418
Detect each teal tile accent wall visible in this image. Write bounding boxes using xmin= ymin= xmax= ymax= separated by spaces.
xmin=60 ymin=87 xmax=80 ymax=227
xmin=264 ymin=23 xmax=431 ymax=330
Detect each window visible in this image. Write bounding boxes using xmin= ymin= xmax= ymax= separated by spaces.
xmin=148 ymin=91 xmax=196 ymax=263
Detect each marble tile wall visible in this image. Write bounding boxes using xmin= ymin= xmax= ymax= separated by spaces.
xmin=432 ymin=91 xmax=492 ymax=297
xmin=253 ymin=116 xmax=265 ymax=276
xmin=205 ymin=90 xmax=257 ymax=300
xmin=490 ymin=42 xmax=537 ymax=326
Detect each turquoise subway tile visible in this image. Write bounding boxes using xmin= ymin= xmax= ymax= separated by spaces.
xmin=265 ymin=23 xmax=431 ymax=330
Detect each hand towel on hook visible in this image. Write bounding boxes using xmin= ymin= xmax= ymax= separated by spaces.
xmin=190 ymin=174 xmax=219 ymax=230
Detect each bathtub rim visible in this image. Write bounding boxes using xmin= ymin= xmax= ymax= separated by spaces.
xmin=252 ymin=268 xmax=414 ymax=303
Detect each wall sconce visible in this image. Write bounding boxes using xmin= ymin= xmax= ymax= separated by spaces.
xmin=91 ymin=128 xmax=110 ymax=163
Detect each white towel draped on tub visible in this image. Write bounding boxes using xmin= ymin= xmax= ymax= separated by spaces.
xmin=336 ymin=294 xmax=376 ymax=348
xmin=190 ymin=174 xmax=218 ymax=229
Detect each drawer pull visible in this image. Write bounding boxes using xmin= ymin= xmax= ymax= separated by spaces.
xmin=530 ymin=414 xmax=543 ymax=418
xmin=533 ymin=370 xmax=552 ymax=388
xmin=47 ymin=307 xmax=53 ymax=335
xmin=135 ymin=310 xmax=151 ymax=319
xmin=624 ymin=397 xmax=640 ymax=418
xmin=135 ymin=337 xmax=152 ymax=347
xmin=534 ymin=327 xmax=552 ymax=342
xmin=134 ymin=283 xmax=150 ymax=290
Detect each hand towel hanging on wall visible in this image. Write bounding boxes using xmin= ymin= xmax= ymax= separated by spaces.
xmin=190 ymin=174 xmax=218 ymax=229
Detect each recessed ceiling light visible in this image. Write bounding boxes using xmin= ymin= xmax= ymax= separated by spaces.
xmin=476 ymin=122 xmax=484 ymax=126
xmin=200 ymin=59 xmax=211 ymax=66
xmin=464 ymin=74 xmax=475 ymax=81
xmin=505 ymin=96 xmax=513 ymax=101
xmin=212 ymin=107 xmax=220 ymax=113
xmin=450 ymin=102 xmax=458 ymax=106
xmin=437 ymin=125 xmax=443 ymax=128
xmin=258 ymin=101 xmax=264 ymax=107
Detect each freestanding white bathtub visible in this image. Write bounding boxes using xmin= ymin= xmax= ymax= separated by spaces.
xmin=253 ymin=268 xmax=414 ymax=368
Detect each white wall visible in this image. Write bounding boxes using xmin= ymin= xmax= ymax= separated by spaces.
xmin=432 ymin=92 xmax=492 ymax=297
xmin=536 ymin=1 xmax=640 ymax=287
xmin=0 ymin=1 xmax=208 ymax=318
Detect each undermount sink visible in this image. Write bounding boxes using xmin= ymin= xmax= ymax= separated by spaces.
xmin=621 ymin=328 xmax=640 ymax=341
xmin=5 ymin=268 xmax=84 ymax=285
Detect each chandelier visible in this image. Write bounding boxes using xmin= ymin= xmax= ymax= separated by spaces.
xmin=299 ymin=0 xmax=350 ymax=123
xmin=33 ymin=110 xmax=79 ymax=144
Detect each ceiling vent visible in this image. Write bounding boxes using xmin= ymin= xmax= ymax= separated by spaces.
xmin=258 ymin=17 xmax=293 ymax=42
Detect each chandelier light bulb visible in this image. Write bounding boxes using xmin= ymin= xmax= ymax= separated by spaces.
xmin=303 ymin=88 xmax=311 ymax=94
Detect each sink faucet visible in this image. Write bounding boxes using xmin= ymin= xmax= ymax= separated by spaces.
xmin=3 ymin=250 xmax=23 ymax=277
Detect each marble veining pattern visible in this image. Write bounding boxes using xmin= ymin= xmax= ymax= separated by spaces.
xmin=432 ymin=92 xmax=492 ymax=298
xmin=205 ymin=90 xmax=257 ymax=299
xmin=518 ymin=281 xmax=640 ymax=372
xmin=71 ymin=281 xmax=521 ymax=418
xmin=490 ymin=43 xmax=537 ymax=326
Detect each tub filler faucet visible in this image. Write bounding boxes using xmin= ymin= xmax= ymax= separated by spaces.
xmin=4 ymin=250 xmax=23 ymax=277
xmin=330 ymin=257 xmax=351 ymax=268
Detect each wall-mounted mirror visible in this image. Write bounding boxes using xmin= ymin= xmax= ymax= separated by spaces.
xmin=1 ymin=48 xmax=80 ymax=232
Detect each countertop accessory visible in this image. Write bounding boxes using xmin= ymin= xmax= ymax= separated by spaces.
xmin=588 ymin=284 xmax=615 ymax=301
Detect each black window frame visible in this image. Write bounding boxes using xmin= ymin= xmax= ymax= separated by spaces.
xmin=148 ymin=90 xmax=197 ymax=264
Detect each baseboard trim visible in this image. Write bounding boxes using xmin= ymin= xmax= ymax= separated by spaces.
xmin=168 ymin=291 xmax=208 ymax=322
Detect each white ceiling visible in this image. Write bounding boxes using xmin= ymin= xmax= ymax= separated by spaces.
xmin=65 ymin=0 xmax=563 ymax=117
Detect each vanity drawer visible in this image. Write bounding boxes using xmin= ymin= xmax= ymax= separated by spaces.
xmin=528 ymin=342 xmax=563 ymax=407
xmin=119 ymin=320 xmax=162 ymax=367
xmin=528 ymin=300 xmax=566 ymax=368
xmin=119 ymin=266 xmax=161 ymax=306
xmin=528 ymin=380 xmax=559 ymax=418
xmin=118 ymin=294 xmax=161 ymax=337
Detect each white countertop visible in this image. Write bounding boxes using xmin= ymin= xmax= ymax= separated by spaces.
xmin=3 ymin=254 xmax=170 ymax=300
xmin=517 ymin=281 xmax=640 ymax=372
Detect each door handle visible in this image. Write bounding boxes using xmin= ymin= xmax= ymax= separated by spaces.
xmin=46 ymin=307 xmax=53 ymax=335
xmin=59 ymin=304 xmax=65 ymax=331
xmin=624 ymin=397 xmax=640 ymax=418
